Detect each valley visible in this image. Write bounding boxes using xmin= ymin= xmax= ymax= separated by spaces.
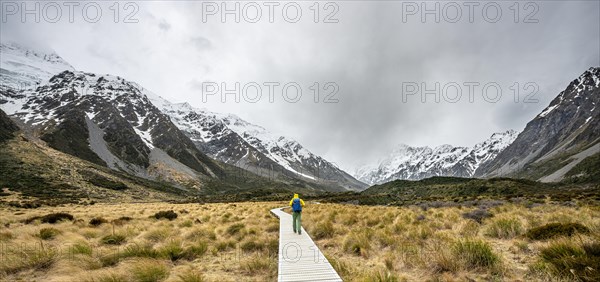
xmin=0 ymin=34 xmax=599 ymax=282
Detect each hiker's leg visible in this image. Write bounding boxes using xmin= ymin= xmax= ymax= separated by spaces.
xmin=292 ymin=212 xmax=297 ymax=232
xmin=297 ymin=212 xmax=302 ymax=234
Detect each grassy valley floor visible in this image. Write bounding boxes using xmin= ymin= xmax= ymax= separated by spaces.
xmin=0 ymin=201 xmax=598 ymax=281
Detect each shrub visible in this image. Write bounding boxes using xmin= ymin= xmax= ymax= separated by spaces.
xmin=25 ymin=212 xmax=74 ymax=224
xmin=485 ymin=218 xmax=523 ymax=239
xmin=153 ymin=210 xmax=178 ymax=221
xmin=226 ymin=223 xmax=245 ymax=236
xmin=38 ymin=227 xmax=61 ymax=240
xmin=525 ymin=222 xmax=590 ymax=240
xmin=102 ymin=234 xmax=127 ymax=245
xmin=453 ymin=239 xmax=500 ymax=270
xmin=89 ymin=217 xmax=108 ymax=227
xmin=311 ymin=221 xmax=334 ymax=240
xmin=539 ymin=240 xmax=600 ymax=281
xmin=130 ymin=259 xmax=170 ymax=282
xmin=462 ymin=209 xmax=493 ymax=224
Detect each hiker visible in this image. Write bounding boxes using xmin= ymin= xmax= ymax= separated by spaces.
xmin=289 ymin=193 xmax=305 ymax=235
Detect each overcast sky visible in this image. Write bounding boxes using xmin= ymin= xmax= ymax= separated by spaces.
xmin=2 ymin=1 xmax=599 ymax=172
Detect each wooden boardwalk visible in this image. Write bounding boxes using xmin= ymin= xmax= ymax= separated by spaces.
xmin=270 ymin=207 xmax=343 ymax=282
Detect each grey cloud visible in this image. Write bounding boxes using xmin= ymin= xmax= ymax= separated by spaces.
xmin=158 ymin=19 xmax=171 ymax=31
xmin=190 ymin=36 xmax=212 ymax=50
xmin=1 ymin=1 xmax=598 ymax=172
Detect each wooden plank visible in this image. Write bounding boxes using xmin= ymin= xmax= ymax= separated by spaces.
xmin=271 ymin=208 xmax=343 ymax=282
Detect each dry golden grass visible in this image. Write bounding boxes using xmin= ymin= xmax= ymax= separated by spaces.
xmin=0 ymin=201 xmax=598 ymax=281
xmin=302 ymin=202 xmax=600 ymax=281
xmin=0 ymin=202 xmax=281 ymax=282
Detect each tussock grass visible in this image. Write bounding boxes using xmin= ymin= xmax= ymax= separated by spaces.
xmin=144 ymin=227 xmax=172 ymax=242
xmin=182 ymin=240 xmax=208 ymax=260
xmin=83 ymin=271 xmax=129 ymax=282
xmin=0 ymin=243 xmax=58 ymax=274
xmin=225 ymin=223 xmax=245 ymax=236
xmin=363 ymin=269 xmax=402 ymax=282
xmin=159 ymin=240 xmax=185 ymax=261
xmin=70 ymin=241 xmax=93 ymax=255
xmin=130 ymin=259 xmax=169 ymax=282
xmin=176 ymin=269 xmax=205 ymax=282
xmin=123 ymin=243 xmax=161 ymax=259
xmin=38 ymin=227 xmax=61 ymax=240
xmin=453 ymin=239 xmax=501 ymax=270
xmin=525 ymin=222 xmax=590 ymax=240
xmin=0 ymin=201 xmax=598 ymax=281
xmin=485 ymin=217 xmax=523 ymax=239
xmin=310 ymin=221 xmax=335 ymax=240
xmin=101 ymin=234 xmax=127 ymax=245
xmin=240 ymin=255 xmax=276 ymax=276
xmin=343 ymin=229 xmax=372 ymax=257
xmin=535 ymin=239 xmax=600 ymax=281
xmin=0 ymin=231 xmax=14 ymax=241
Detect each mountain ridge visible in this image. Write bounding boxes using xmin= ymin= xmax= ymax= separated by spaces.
xmin=355 ymin=130 xmax=518 ymax=184
xmin=0 ymin=41 xmax=365 ymax=192
xmin=475 ymin=67 xmax=600 ymax=182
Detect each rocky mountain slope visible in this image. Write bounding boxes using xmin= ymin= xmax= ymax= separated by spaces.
xmin=355 ymin=130 xmax=518 ymax=184
xmin=1 ymin=70 xmax=225 ymax=189
xmin=149 ymin=95 xmax=366 ymax=191
xmin=0 ymin=42 xmax=364 ymax=192
xmin=475 ymin=67 xmax=600 ymax=182
xmin=0 ymin=108 xmax=303 ymax=206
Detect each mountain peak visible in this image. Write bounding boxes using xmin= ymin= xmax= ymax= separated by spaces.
xmin=476 ymin=66 xmax=600 ymax=180
xmin=0 ymin=42 xmax=74 ymax=90
xmin=356 ymin=130 xmax=518 ymax=185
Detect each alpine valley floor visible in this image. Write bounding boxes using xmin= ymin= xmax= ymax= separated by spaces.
xmin=0 ymin=200 xmax=598 ymax=281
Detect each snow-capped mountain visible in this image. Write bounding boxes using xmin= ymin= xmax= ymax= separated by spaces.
xmin=0 ymin=42 xmax=74 ymax=90
xmin=355 ymin=130 xmax=518 ymax=184
xmin=147 ymin=94 xmax=367 ymax=191
xmin=475 ymin=67 xmax=600 ymax=181
xmin=1 ymin=70 xmax=224 ymax=188
xmin=0 ymin=41 xmax=366 ymax=192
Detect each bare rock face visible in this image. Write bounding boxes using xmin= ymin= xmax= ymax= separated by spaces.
xmin=475 ymin=67 xmax=600 ymax=181
xmin=2 ymin=70 xmax=223 ymax=181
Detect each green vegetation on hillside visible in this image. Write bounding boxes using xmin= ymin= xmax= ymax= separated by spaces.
xmin=315 ymin=176 xmax=599 ymax=206
xmin=564 ymin=152 xmax=600 ymax=183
